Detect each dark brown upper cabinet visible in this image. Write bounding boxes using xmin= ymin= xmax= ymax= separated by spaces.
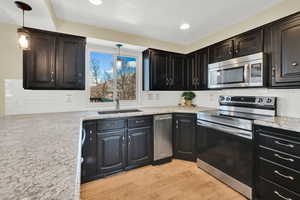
xmin=23 ymin=28 xmax=86 ymax=90
xmin=23 ymin=31 xmax=57 ymax=89
xmin=168 ymin=53 xmax=186 ymax=90
xmin=187 ymin=48 xmax=208 ymax=90
xmin=149 ymin=49 xmax=169 ymax=90
xmin=209 ymin=40 xmax=234 ymax=63
xmin=209 ymin=28 xmax=263 ymax=63
xmin=270 ymin=14 xmax=300 ymax=87
xmin=143 ymin=49 xmax=186 ymax=91
xmin=234 ymin=29 xmax=263 ymax=57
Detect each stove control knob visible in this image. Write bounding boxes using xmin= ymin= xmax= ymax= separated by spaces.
xmin=226 ymin=97 xmax=231 ymax=101
xmin=219 ymin=96 xmax=225 ymax=102
xmin=266 ymin=98 xmax=273 ymax=104
xmin=257 ymin=98 xmax=264 ymax=103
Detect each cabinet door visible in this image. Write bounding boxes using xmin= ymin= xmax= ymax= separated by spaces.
xmin=127 ymin=127 xmax=152 ymax=168
xmin=209 ymin=40 xmax=234 ymax=63
xmin=174 ymin=114 xmax=196 ymax=161
xmin=187 ymin=49 xmax=208 ymax=90
xmin=169 ymin=54 xmax=186 ymax=90
xmin=271 ymin=15 xmax=300 ymax=87
xmin=23 ymin=32 xmax=56 ymax=89
xmin=97 ymin=130 xmax=126 ymax=176
xmin=150 ymin=50 xmax=169 ymax=90
xmin=56 ymin=36 xmax=86 ymax=90
xmin=234 ymin=29 xmax=263 ymax=57
xmin=81 ymin=121 xmax=97 ymax=183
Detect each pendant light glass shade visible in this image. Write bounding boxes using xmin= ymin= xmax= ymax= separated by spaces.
xmin=17 ymin=28 xmax=30 ymax=50
xmin=116 ymin=44 xmax=123 ymax=69
xmin=15 ymin=1 xmax=32 ymax=50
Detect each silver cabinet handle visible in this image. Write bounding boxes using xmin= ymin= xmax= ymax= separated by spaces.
xmin=274 ymin=191 xmax=292 ymax=200
xmin=274 ymin=170 xmax=294 ymax=180
xmin=291 ymin=62 xmax=298 ymax=67
xmin=275 ymin=141 xmax=294 ymax=148
xmin=272 ymin=66 xmax=276 ymax=77
xmin=128 ymin=136 xmax=131 ymax=144
xmin=135 ymin=120 xmax=145 ymax=124
xmin=122 ymin=135 xmax=125 ymax=142
xmin=50 ymin=72 xmax=54 ymax=82
xmin=81 ymin=128 xmax=86 ymax=146
xmin=176 ymin=120 xmax=179 ymax=129
xmin=274 ymin=153 xmax=294 ymax=162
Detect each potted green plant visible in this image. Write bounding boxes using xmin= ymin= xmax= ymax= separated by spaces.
xmin=181 ymin=91 xmax=196 ymax=106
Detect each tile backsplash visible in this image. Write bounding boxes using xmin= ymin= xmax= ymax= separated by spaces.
xmin=5 ymin=79 xmax=300 ymax=118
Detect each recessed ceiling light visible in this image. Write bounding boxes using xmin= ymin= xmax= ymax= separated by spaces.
xmin=180 ymin=23 xmax=190 ymax=30
xmin=89 ymin=0 xmax=103 ymax=6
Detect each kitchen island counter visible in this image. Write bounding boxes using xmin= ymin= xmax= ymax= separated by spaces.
xmin=0 ymin=106 xmax=213 ymax=200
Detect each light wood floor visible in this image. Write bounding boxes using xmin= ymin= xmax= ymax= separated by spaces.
xmin=81 ymin=160 xmax=247 ymax=200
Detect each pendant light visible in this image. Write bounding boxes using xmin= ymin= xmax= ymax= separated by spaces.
xmin=15 ymin=1 xmax=32 ymax=50
xmin=116 ymin=44 xmax=123 ymax=69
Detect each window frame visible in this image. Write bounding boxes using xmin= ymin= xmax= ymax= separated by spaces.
xmin=86 ymin=44 xmax=141 ymax=107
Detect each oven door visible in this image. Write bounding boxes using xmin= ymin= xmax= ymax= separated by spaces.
xmin=196 ymin=120 xmax=253 ymax=187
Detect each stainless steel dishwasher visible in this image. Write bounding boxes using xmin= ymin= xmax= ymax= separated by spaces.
xmin=153 ymin=114 xmax=173 ymax=162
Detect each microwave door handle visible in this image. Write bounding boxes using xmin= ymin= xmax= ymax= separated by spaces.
xmin=246 ymin=64 xmax=251 ymax=83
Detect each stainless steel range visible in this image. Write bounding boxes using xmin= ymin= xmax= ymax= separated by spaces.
xmin=196 ymin=96 xmax=277 ymax=199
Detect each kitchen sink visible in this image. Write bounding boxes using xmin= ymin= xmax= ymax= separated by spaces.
xmin=98 ymin=109 xmax=142 ymax=115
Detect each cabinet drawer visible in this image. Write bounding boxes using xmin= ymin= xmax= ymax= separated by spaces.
xmin=97 ymin=119 xmax=126 ymax=131
xmin=128 ymin=116 xmax=152 ymax=128
xmin=258 ymin=132 xmax=300 ymax=157
xmin=259 ymin=158 xmax=300 ymax=194
xmin=257 ymin=177 xmax=300 ymax=200
xmin=259 ymin=146 xmax=300 ymax=171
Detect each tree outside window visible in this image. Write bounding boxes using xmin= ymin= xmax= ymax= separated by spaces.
xmin=89 ymin=51 xmax=137 ymax=103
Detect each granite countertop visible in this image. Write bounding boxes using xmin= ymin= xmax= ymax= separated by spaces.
xmin=254 ymin=116 xmax=300 ymax=133
xmin=0 ymin=106 xmax=213 ymax=200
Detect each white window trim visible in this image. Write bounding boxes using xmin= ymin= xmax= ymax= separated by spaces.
xmin=85 ymin=44 xmax=142 ymax=108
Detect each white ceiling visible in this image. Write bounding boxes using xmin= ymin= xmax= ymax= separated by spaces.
xmin=50 ymin=0 xmax=283 ymax=45
xmin=0 ymin=0 xmax=56 ymax=30
xmin=0 ymin=0 xmax=283 ymax=45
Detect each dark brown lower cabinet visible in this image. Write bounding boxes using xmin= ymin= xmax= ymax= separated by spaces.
xmin=127 ymin=127 xmax=152 ymax=169
xmin=81 ymin=116 xmax=153 ymax=183
xmin=174 ymin=114 xmax=196 ymax=161
xmin=253 ymin=125 xmax=300 ymax=200
xmin=81 ymin=121 xmax=97 ymax=183
xmin=97 ymin=130 xmax=126 ymax=176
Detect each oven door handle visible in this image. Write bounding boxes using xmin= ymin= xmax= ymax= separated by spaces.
xmin=197 ymin=120 xmax=252 ymax=140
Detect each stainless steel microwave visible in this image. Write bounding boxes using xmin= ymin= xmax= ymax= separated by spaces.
xmin=208 ymin=52 xmax=265 ymax=89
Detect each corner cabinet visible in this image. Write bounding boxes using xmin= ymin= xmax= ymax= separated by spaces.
xmin=187 ymin=49 xmax=208 ymax=90
xmin=23 ymin=28 xmax=86 ymax=90
xmin=173 ymin=114 xmax=196 ymax=161
xmin=143 ymin=49 xmax=186 ymax=91
xmin=270 ymin=14 xmax=300 ymax=88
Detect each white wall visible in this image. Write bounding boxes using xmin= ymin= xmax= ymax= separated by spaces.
xmin=6 ymin=77 xmax=300 ymax=118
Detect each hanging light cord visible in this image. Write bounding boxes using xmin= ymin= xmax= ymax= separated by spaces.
xmin=22 ymin=9 xmax=24 ymax=27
